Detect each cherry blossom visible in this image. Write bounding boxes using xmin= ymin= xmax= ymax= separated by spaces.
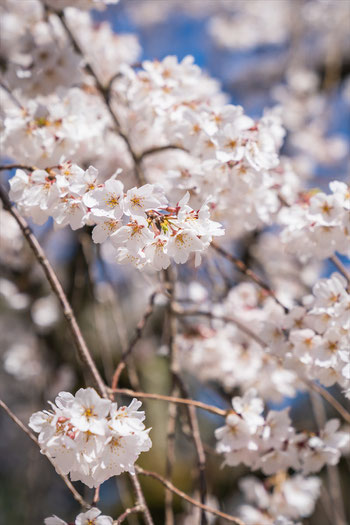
xmin=8 ymin=166 xmax=225 ymax=270
xmin=45 ymin=508 xmax=113 ymax=525
xmin=238 ymin=473 xmax=321 ymax=525
xmin=279 ymin=183 xmax=350 ymax=260
xmin=29 ymin=388 xmax=152 ymax=488
xmin=215 ymin=391 xmax=349 ymax=476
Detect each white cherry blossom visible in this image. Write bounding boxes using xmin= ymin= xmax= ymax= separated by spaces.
xmin=29 ymin=388 xmax=152 ymax=488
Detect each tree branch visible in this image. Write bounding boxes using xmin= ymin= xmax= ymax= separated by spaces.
xmin=211 ymin=242 xmax=288 ymax=311
xmin=129 ymin=474 xmax=154 ymax=525
xmin=309 ymin=391 xmax=347 ymax=525
xmin=165 ymin=267 xmax=208 ymax=523
xmin=330 ymin=254 xmax=350 ymax=284
xmin=136 ymin=467 xmax=245 ymax=525
xmin=137 ymin=144 xmax=188 ymax=163
xmin=0 ymin=399 xmax=88 ymax=508
xmin=0 ymin=184 xmax=108 ymax=398
xmin=56 ymin=10 xmax=146 ymax=186
xmin=0 ymin=164 xmax=34 ymax=172
xmin=110 ymin=388 xmax=227 ymax=417
xmin=111 ymin=290 xmax=158 ymax=391
xmin=172 ymin=305 xmax=267 ymax=348
xmin=305 ymin=381 xmax=350 ymax=425
xmin=114 ymin=505 xmax=143 ymax=525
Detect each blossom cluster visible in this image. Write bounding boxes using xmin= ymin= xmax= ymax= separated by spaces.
xmin=215 ymin=389 xmax=349 ymax=476
xmin=29 ymin=388 xmax=152 ymax=488
xmin=285 ymin=272 xmax=350 ymax=395
xmin=177 ymin=282 xmax=302 ymax=402
xmin=45 ymin=508 xmax=112 ymax=525
xmin=65 ymin=8 xmax=140 ymax=86
xmin=1 ymin=0 xmax=312 ymax=244
xmin=178 ymin=270 xmax=349 ymax=399
xmin=9 ymin=164 xmax=224 ymax=269
xmin=111 ymin=57 xmax=306 ymax=239
xmin=279 ymin=181 xmax=350 ymax=260
xmin=238 ymin=473 xmax=321 ymax=525
xmin=1 ymin=91 xmax=109 ymax=168
xmin=0 ymin=1 xmax=139 ymax=175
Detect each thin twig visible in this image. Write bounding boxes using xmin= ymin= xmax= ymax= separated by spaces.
xmin=109 ymin=388 xmax=228 ymax=417
xmin=116 ymin=476 xmax=140 ymax=525
xmin=164 ymin=267 xmax=180 ymax=525
xmin=136 ymin=467 xmax=245 ymax=525
xmin=105 ymin=62 xmax=141 ymax=93
xmin=165 ymin=269 xmax=208 ymax=525
xmin=0 ymin=81 xmax=23 ymax=108
xmin=111 ymin=290 xmax=158 ymax=391
xmin=97 ymin=250 xmax=141 ymax=392
xmin=129 ymin=474 xmax=154 ymax=525
xmin=0 ymin=399 xmax=88 ymax=508
xmin=306 ymin=381 xmax=350 ymax=425
xmin=309 ymin=392 xmax=347 ymax=525
xmin=0 ymin=164 xmax=34 ymax=172
xmin=56 ymin=11 xmax=146 ymax=185
xmin=0 ymin=185 xmax=107 ymax=398
xmin=172 ymin=305 xmax=267 ymax=348
xmin=93 ymin=486 xmax=100 ymax=506
xmin=174 ymin=375 xmax=208 ymax=525
xmin=114 ymin=505 xmax=143 ymax=525
xmin=137 ymin=144 xmax=188 ymax=163
xmin=330 ymin=255 xmax=350 ymax=284
xmin=165 ymin=389 xmax=178 ymax=525
xmin=211 ymin=242 xmax=288 ymax=311
xmin=79 ymin=233 xmax=115 ymax=384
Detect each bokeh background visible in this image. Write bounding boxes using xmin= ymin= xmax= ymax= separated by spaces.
xmin=1 ymin=1 xmax=349 ymax=524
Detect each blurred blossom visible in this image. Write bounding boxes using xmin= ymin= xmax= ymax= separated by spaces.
xmin=3 ymin=341 xmax=43 ymax=380
xmin=0 ymin=279 xmax=30 ymax=310
xmin=31 ymin=296 xmax=60 ymax=331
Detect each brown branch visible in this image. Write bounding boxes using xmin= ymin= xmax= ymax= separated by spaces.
xmin=165 ymin=389 xmax=178 ymax=525
xmin=129 ymin=474 xmax=154 ymax=525
xmin=0 ymin=399 xmax=88 ymax=508
xmin=330 ymin=255 xmax=350 ymax=284
xmin=165 ymin=267 xmax=208 ymax=524
xmin=309 ymin=392 xmax=347 ymax=525
xmin=174 ymin=375 xmax=208 ymax=525
xmin=136 ymin=467 xmax=245 ymax=525
xmin=93 ymin=486 xmax=100 ymax=506
xmin=0 ymin=81 xmax=23 ymax=108
xmin=109 ymin=388 xmax=228 ymax=417
xmin=111 ymin=290 xmax=158 ymax=391
xmin=306 ymin=381 xmax=350 ymax=425
xmin=0 ymin=164 xmax=34 ymax=172
xmin=56 ymin=11 xmax=146 ymax=186
xmin=105 ymin=62 xmax=141 ymax=93
xmin=164 ymin=267 xmax=180 ymax=525
xmin=137 ymin=144 xmax=188 ymax=163
xmin=96 ymin=250 xmax=141 ymax=392
xmin=114 ymin=505 xmax=143 ymax=525
xmin=211 ymin=242 xmax=288 ymax=311
xmin=172 ymin=305 xmax=267 ymax=348
xmin=0 ymin=185 xmax=108 ymax=398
